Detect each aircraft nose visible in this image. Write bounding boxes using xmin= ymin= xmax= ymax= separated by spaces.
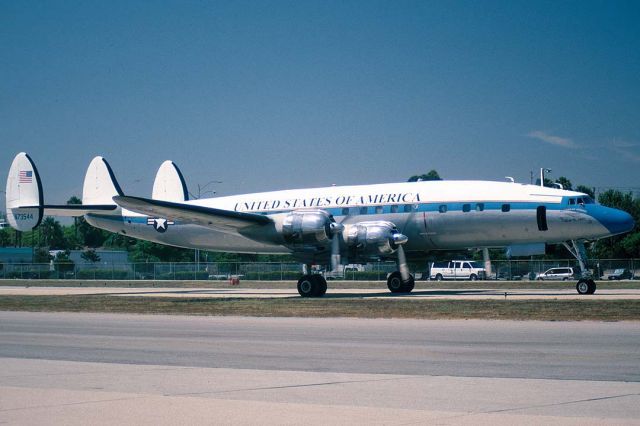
xmin=592 ymin=206 xmax=635 ymax=236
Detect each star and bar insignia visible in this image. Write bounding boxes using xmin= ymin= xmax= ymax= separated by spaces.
xmin=147 ymin=218 xmax=174 ymax=233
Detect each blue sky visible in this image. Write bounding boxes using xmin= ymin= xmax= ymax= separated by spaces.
xmin=2 ymin=0 xmax=639 ymax=205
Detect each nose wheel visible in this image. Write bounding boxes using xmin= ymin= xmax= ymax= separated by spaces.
xmin=576 ymin=279 xmax=596 ymax=295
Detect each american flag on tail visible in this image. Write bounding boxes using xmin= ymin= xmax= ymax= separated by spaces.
xmin=19 ymin=170 xmax=33 ymax=183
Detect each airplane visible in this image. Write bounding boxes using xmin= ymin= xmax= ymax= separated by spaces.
xmin=5 ymin=152 xmax=635 ymax=297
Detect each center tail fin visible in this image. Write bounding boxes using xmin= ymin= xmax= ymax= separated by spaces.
xmin=152 ymin=160 xmax=189 ymax=202
xmin=4 ymin=153 xmax=120 ymax=231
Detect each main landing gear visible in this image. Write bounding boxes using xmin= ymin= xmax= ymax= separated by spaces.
xmin=297 ymin=274 xmax=327 ymax=297
xmin=386 ymin=271 xmax=415 ymax=293
xmin=563 ymin=240 xmax=596 ymax=295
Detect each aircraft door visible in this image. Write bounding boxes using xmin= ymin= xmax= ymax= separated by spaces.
xmin=536 ymin=206 xmax=548 ymax=231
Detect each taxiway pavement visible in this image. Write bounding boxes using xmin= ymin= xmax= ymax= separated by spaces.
xmin=0 ymin=311 xmax=639 ymax=424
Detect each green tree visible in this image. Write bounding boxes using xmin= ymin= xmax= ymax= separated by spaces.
xmin=81 ymin=248 xmax=101 ymax=263
xmin=33 ymin=248 xmax=52 ymax=263
xmin=575 ymin=185 xmax=595 ymax=198
xmin=40 ymin=217 xmax=66 ymax=249
xmin=0 ymin=228 xmax=12 ymax=247
xmin=556 ymin=176 xmax=572 ymax=190
xmin=53 ymin=250 xmax=75 ymax=274
xmin=408 ymin=170 xmax=442 ymax=182
xmin=594 ymin=190 xmax=640 ymax=258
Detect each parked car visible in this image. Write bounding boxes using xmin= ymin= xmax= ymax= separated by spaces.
xmin=430 ymin=260 xmax=486 ymax=281
xmin=535 ymin=267 xmax=576 ymax=281
xmin=607 ymin=269 xmax=633 ymax=280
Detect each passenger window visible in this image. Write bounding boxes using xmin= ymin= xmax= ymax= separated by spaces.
xmin=359 ymin=207 xmax=368 ymax=215
xmin=463 ymin=262 xmax=471 ymax=268
xmin=569 ymin=198 xmax=575 ymax=205
xmin=342 ymin=207 xmax=349 ymax=216
xmin=476 ymin=203 xmax=484 ymax=211
xmin=439 ymin=205 xmax=447 ymax=213
xmin=455 ymin=262 xmax=462 ymax=268
xmin=462 ymin=204 xmax=471 ymax=212
xmin=375 ymin=206 xmax=383 ymax=214
xmin=391 ymin=205 xmax=399 ymax=213
xmin=501 ymin=204 xmax=511 ymax=212
xmin=403 ymin=204 xmax=412 ymax=212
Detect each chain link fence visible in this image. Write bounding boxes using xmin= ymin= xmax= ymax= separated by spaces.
xmin=0 ymin=259 xmax=638 ymax=281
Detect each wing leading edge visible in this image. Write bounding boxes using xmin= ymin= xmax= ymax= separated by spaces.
xmin=112 ymin=195 xmax=272 ymax=234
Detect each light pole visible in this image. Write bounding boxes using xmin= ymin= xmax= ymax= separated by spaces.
xmin=190 ymin=181 xmax=222 ymax=271
xmin=190 ymin=180 xmax=223 ymax=200
xmin=540 ymin=168 xmax=551 ymax=187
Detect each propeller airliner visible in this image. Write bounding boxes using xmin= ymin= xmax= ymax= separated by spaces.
xmin=5 ymin=152 xmax=634 ymax=297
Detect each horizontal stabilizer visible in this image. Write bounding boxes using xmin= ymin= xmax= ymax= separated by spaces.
xmin=113 ymin=195 xmax=271 ymax=234
xmin=43 ymin=204 xmax=118 ymax=216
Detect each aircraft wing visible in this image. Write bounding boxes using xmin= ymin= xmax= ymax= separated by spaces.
xmin=113 ymin=195 xmax=272 ymax=234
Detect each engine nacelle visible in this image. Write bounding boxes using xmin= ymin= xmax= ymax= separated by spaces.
xmin=281 ymin=210 xmax=333 ymax=246
xmin=344 ymin=221 xmax=405 ymax=256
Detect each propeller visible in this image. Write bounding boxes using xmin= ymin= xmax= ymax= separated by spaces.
xmin=392 ymin=232 xmax=411 ymax=282
xmin=329 ymin=222 xmax=344 ymax=272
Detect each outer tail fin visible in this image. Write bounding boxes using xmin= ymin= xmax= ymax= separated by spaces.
xmin=152 ymin=160 xmax=189 ymax=202
xmin=5 ymin=152 xmax=44 ymax=230
xmin=4 ymin=153 xmax=120 ymax=230
xmin=82 ymin=156 xmax=124 ymax=205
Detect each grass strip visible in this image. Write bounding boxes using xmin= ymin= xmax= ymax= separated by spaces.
xmin=1 ymin=295 xmax=639 ymax=321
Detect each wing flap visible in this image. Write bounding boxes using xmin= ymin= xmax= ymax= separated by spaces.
xmin=113 ymin=195 xmax=271 ymax=233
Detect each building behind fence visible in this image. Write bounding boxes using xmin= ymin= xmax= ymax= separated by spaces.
xmin=0 ymin=259 xmax=638 ymax=280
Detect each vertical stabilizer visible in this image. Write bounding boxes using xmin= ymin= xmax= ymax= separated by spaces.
xmin=152 ymin=160 xmax=189 ymax=202
xmin=5 ymin=152 xmax=44 ymax=230
xmin=82 ymin=157 xmax=124 ymax=205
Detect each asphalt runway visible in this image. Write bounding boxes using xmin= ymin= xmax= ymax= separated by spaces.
xmin=3 ymin=285 xmax=640 ymax=300
xmin=1 ymin=311 xmax=639 ymax=424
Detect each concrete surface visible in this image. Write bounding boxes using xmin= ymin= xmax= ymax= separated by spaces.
xmin=1 ymin=312 xmax=639 ymax=424
xmin=3 ymin=285 xmax=640 ymax=299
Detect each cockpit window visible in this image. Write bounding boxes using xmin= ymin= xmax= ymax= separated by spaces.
xmin=583 ymin=197 xmax=594 ymax=204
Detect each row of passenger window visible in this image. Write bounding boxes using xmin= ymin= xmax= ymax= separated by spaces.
xmin=438 ymin=203 xmax=511 ymax=213
xmin=341 ymin=204 xmax=415 ymax=215
xmin=340 ymin=203 xmax=514 ymax=215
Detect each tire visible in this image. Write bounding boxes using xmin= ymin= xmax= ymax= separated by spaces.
xmin=311 ymin=275 xmax=327 ymax=297
xmin=562 ymin=277 xmax=569 ymax=281
xmin=576 ymin=279 xmax=590 ymax=295
xmin=587 ymin=279 xmax=596 ymax=295
xmin=469 ymin=274 xmax=477 ymax=281
xmin=297 ymin=275 xmax=316 ymax=297
xmin=435 ymin=274 xmax=443 ymax=281
xmin=387 ymin=272 xmax=404 ymax=293
xmin=387 ymin=272 xmax=415 ymax=293
xmin=402 ymin=276 xmax=415 ymax=293
xmin=537 ymin=277 xmax=543 ymax=281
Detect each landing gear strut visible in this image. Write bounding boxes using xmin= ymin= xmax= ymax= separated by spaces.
xmin=387 ymin=271 xmax=415 ymax=293
xmin=563 ymin=240 xmax=596 ymax=295
xmin=297 ymin=274 xmax=327 ymax=297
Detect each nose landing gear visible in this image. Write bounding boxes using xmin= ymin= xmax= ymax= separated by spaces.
xmin=563 ymin=240 xmax=596 ymax=295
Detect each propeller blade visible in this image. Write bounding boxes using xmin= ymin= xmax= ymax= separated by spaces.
xmin=396 ymin=244 xmax=411 ymax=282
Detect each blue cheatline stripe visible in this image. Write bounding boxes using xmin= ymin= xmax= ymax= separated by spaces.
xmin=93 ymin=198 xmax=574 ymax=224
